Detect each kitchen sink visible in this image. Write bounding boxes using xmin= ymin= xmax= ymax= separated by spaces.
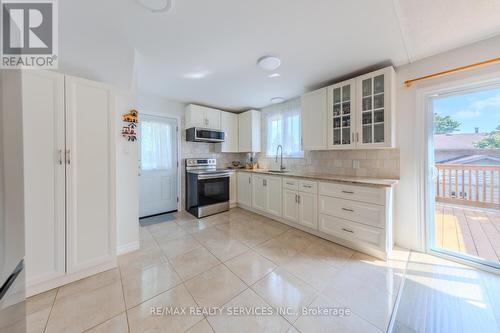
xmin=267 ymin=170 xmax=289 ymax=174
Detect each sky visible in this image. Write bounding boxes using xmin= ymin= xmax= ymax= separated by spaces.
xmin=433 ymin=87 xmax=500 ymax=134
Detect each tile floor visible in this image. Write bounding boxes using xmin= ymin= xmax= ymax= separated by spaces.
xmin=28 ymin=208 xmax=411 ymax=333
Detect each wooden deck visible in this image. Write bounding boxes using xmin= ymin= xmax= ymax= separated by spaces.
xmin=435 ymin=203 xmax=500 ymax=265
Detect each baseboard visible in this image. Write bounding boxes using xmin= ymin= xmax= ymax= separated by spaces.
xmin=117 ymin=241 xmax=140 ymax=255
xmin=26 ymin=260 xmax=117 ymax=297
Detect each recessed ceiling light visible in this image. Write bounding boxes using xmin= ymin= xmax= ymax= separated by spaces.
xmin=258 ymin=56 xmax=281 ymax=71
xmin=268 ymin=73 xmax=281 ymax=78
xmin=136 ymin=0 xmax=173 ymax=13
xmin=181 ymin=69 xmax=212 ymax=79
xmin=270 ymin=97 xmax=285 ymax=104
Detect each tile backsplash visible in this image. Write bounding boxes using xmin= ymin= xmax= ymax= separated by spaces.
xmin=256 ymin=149 xmax=400 ymax=179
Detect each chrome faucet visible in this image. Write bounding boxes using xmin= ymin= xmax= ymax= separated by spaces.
xmin=275 ymin=145 xmax=285 ymax=171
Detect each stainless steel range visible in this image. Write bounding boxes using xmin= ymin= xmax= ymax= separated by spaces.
xmin=185 ymin=158 xmax=230 ymax=218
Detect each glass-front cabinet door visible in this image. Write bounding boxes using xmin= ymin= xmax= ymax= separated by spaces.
xmin=327 ymin=79 xmax=356 ymax=149
xmin=356 ymin=67 xmax=395 ymax=148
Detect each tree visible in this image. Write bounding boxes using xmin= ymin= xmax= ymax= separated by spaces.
xmin=474 ymin=125 xmax=500 ymax=149
xmin=434 ymin=114 xmax=461 ymax=134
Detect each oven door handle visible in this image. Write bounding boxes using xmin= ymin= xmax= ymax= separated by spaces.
xmin=197 ymin=173 xmax=231 ymax=180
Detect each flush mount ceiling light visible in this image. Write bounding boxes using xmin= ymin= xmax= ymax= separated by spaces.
xmin=270 ymin=97 xmax=285 ymax=104
xmin=258 ymin=56 xmax=281 ymax=71
xmin=136 ymin=0 xmax=173 ymax=13
xmin=268 ymin=73 xmax=281 ymax=78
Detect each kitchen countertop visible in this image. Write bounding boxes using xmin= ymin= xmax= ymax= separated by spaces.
xmin=227 ymin=168 xmax=398 ymax=187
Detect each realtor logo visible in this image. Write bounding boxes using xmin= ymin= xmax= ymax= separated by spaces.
xmin=1 ymin=0 xmax=58 ymax=68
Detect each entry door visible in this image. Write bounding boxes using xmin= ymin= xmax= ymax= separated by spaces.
xmin=139 ymin=115 xmax=178 ymax=217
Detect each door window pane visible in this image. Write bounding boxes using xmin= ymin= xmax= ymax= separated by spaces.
xmin=342 ymin=85 xmax=350 ymax=101
xmin=374 ymin=123 xmax=384 ymax=143
xmin=362 ymin=79 xmax=372 ymax=97
xmin=141 ymin=120 xmax=173 ymax=170
xmin=342 ymin=128 xmax=351 ymax=144
xmin=363 ymin=125 xmax=372 ymax=143
xmin=374 ymin=94 xmax=384 ymax=109
xmin=333 ymin=129 xmax=341 ymax=145
xmin=333 ymin=104 xmax=341 ymax=117
xmin=374 ymin=110 xmax=384 ymax=123
xmin=342 ymin=102 xmax=351 ymax=115
xmin=362 ymin=97 xmax=372 ymax=111
xmin=333 ymin=88 xmax=341 ymax=104
xmin=374 ymin=75 xmax=384 ymax=94
xmin=362 ymin=112 xmax=372 ymax=125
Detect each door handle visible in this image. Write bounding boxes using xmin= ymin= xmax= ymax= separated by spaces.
xmin=342 ymin=208 xmax=354 ymax=212
xmin=66 ymin=149 xmax=71 ymax=165
xmin=58 ymin=149 xmax=63 ymax=165
xmin=356 ymin=132 xmax=359 ymax=142
xmin=297 ymin=195 xmax=300 ymax=204
xmin=295 ymin=194 xmax=298 ymax=203
xmin=342 ymin=228 xmax=354 ymax=233
xmin=248 ymin=177 xmax=251 ymax=184
xmin=341 ymin=190 xmax=354 ymax=194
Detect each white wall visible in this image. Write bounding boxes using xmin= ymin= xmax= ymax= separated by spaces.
xmin=394 ymin=35 xmax=500 ymax=251
xmin=115 ymin=90 xmax=140 ymax=254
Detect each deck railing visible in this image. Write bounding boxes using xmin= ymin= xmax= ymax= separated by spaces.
xmin=435 ymin=164 xmax=500 ymax=209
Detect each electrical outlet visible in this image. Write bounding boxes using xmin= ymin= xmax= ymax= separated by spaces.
xmin=352 ymin=160 xmax=360 ymax=169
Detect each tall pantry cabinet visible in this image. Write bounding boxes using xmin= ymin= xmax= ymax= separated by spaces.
xmin=22 ymin=70 xmax=116 ymax=296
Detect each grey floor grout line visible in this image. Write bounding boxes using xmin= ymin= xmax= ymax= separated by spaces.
xmin=42 ymin=287 xmax=59 ymax=333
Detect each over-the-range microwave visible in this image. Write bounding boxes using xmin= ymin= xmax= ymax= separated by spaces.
xmin=186 ymin=127 xmax=225 ymax=143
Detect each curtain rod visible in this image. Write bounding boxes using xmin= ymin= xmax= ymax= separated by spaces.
xmin=404 ymin=56 xmax=500 ymax=87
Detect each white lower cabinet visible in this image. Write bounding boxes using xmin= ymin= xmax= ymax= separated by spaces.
xmin=229 ymin=171 xmax=237 ymax=207
xmin=237 ymin=172 xmax=252 ymax=207
xmin=23 ymin=71 xmax=116 ymax=296
xmin=283 ymin=189 xmax=299 ymax=222
xmin=282 ymin=178 xmax=318 ymax=229
xmin=251 ymin=174 xmax=282 ymax=217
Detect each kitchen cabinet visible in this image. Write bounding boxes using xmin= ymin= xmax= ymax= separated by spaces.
xmin=282 ymin=178 xmax=318 ymax=229
xmin=238 ymin=110 xmax=261 ymax=152
xmin=356 ymin=67 xmax=395 ymax=148
xmin=301 ymin=88 xmax=327 ymax=150
xmin=23 ymin=70 xmax=116 ymax=296
xmin=251 ymin=174 xmax=282 ymax=217
xmin=185 ymin=104 xmax=221 ymax=129
xmin=219 ymin=111 xmax=239 ymax=152
xmin=327 ymin=79 xmax=356 ymax=149
xmin=237 ymin=172 xmax=252 ymax=207
xmin=318 ymin=181 xmax=392 ymax=257
xmin=301 ymin=66 xmax=396 ymax=150
xmin=229 ymin=171 xmax=237 ymax=207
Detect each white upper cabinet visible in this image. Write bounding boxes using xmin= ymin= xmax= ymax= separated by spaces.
xmin=356 ymin=67 xmax=395 ymax=148
xmin=301 ymin=66 xmax=396 ymax=150
xmin=327 ymin=79 xmax=356 ymax=149
xmin=219 ymin=111 xmax=239 ymax=152
xmin=185 ymin=104 xmax=221 ymax=129
xmin=301 ymin=88 xmax=327 ymax=150
xmin=238 ymin=110 xmax=261 ymax=152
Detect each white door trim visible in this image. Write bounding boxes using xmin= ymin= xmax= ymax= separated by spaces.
xmin=139 ymin=113 xmax=182 ymax=212
xmin=415 ymin=69 xmax=500 ymax=270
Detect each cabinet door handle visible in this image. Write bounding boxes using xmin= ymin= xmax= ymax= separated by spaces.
xmin=298 ymin=195 xmax=301 ymax=204
xmin=342 ymin=208 xmax=354 ymax=212
xmin=295 ymin=194 xmax=298 ymax=203
xmin=66 ymin=149 xmax=71 ymax=165
xmin=342 ymin=228 xmax=354 ymax=233
xmin=58 ymin=149 xmax=63 ymax=165
xmin=356 ymin=132 xmax=359 ymax=142
xmin=351 ymin=132 xmax=354 ymax=143
xmin=342 ymin=190 xmax=354 ymax=194
xmin=248 ymin=177 xmax=251 ymax=184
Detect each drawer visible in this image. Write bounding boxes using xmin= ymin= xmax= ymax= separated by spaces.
xmin=319 ymin=214 xmax=385 ymax=249
xmin=299 ymin=180 xmax=317 ymax=194
xmin=319 ymin=196 xmax=385 ymax=228
xmin=283 ymin=178 xmax=299 ymax=191
xmin=319 ymin=182 xmax=386 ymax=205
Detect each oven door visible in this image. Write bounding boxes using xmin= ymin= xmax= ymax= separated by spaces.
xmin=197 ymin=173 xmax=230 ymax=206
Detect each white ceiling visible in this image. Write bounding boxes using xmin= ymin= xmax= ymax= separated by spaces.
xmin=59 ymin=0 xmax=500 ymax=111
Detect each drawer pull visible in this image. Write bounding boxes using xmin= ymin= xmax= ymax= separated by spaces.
xmin=303 ymin=185 xmax=312 ymax=188
xmin=342 ymin=190 xmax=354 ymax=194
xmin=342 ymin=228 xmax=354 ymax=233
xmin=342 ymin=208 xmax=354 ymax=212
xmin=286 ymin=182 xmax=295 ymax=185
